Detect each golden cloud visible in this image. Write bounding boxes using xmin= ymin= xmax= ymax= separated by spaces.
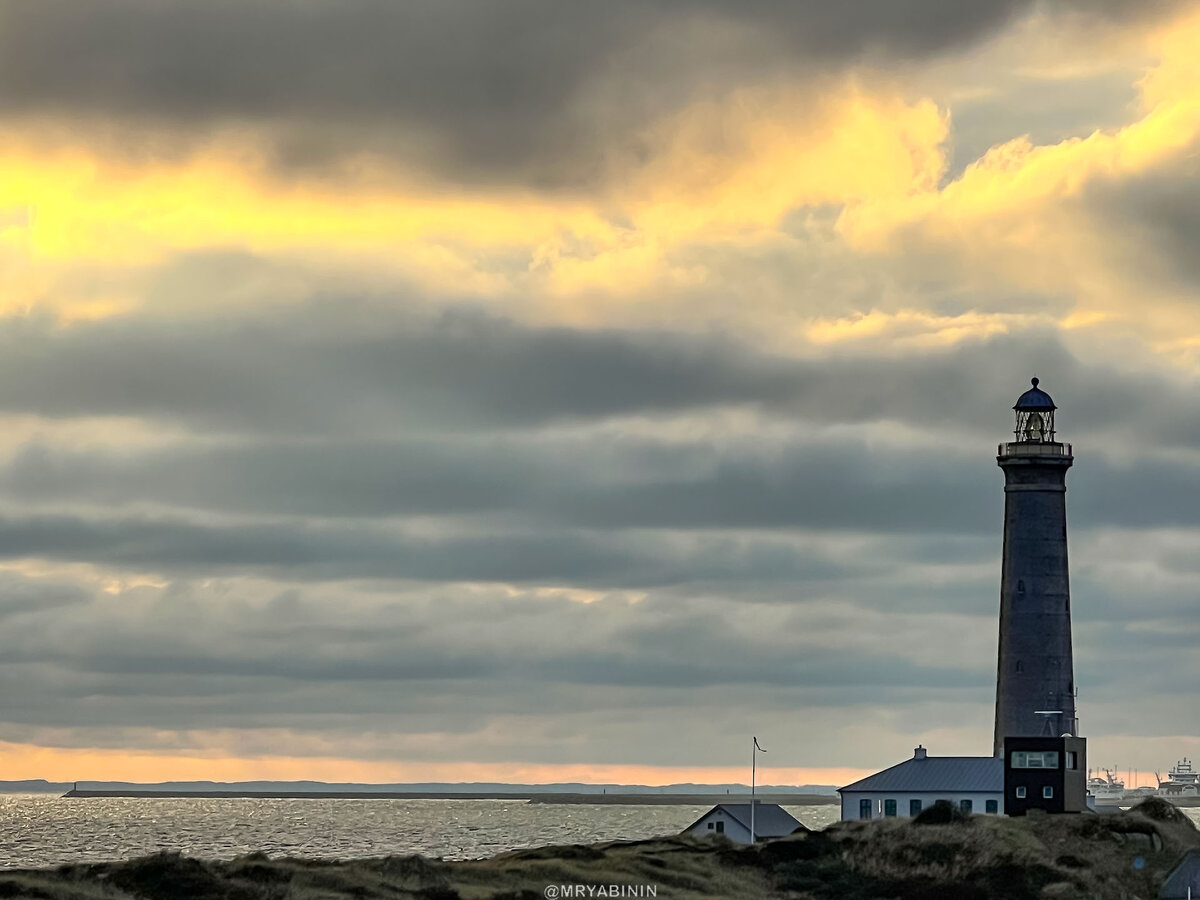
xmin=0 ymin=78 xmax=950 ymax=318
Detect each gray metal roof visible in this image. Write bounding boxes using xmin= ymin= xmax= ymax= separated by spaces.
xmin=1013 ymin=377 xmax=1056 ymax=411
xmin=838 ymin=756 xmax=1003 ymax=793
xmin=683 ymin=803 xmax=803 ymax=837
xmin=1159 ymin=848 xmax=1200 ymax=899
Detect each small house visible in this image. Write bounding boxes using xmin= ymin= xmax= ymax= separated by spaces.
xmin=1003 ymin=736 xmax=1087 ymax=815
xmin=837 ymin=745 xmax=1004 ymax=820
xmin=682 ymin=803 xmax=804 ymax=844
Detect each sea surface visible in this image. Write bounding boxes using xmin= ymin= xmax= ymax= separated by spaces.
xmin=0 ymin=795 xmax=843 ymax=869
xmin=2 ymin=796 xmax=1195 ymax=870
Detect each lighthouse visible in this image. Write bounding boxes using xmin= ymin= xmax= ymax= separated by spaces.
xmin=837 ymin=378 xmax=1088 ymax=818
xmin=993 ymin=378 xmax=1078 ymax=756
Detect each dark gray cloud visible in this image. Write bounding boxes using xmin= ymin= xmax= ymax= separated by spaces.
xmin=0 ymin=569 xmax=998 ymax=766
xmin=1084 ymin=156 xmax=1200 ymax=292
xmin=0 ymin=0 xmax=1170 ymax=186
xmin=0 ymin=434 xmax=998 ymax=533
xmin=3 ymin=296 xmax=1200 ymax=447
xmin=21 ymin=423 xmax=1198 ymax=537
xmin=0 ymin=512 xmax=863 ymax=587
xmin=0 ymin=572 xmax=89 ymax=617
xmin=0 ymin=556 xmax=1189 ymax=767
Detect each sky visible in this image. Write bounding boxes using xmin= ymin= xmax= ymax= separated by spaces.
xmin=1 ymin=0 xmax=1200 ymax=789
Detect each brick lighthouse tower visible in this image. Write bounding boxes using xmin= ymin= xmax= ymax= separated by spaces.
xmin=993 ymin=378 xmax=1078 ymax=757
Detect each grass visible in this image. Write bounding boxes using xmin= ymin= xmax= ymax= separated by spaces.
xmin=0 ymin=798 xmax=1193 ymax=899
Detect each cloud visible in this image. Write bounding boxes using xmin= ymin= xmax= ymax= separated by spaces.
xmin=0 ymin=1 xmax=1199 ymax=783
xmin=833 ymin=6 xmax=1200 ymax=359
xmin=0 ymin=0 xmax=1036 ymax=187
xmin=3 ymin=298 xmax=1200 ymax=443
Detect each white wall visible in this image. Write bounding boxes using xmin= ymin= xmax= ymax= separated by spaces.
xmin=839 ymin=791 xmax=1003 ymax=821
xmin=688 ymin=809 xmax=753 ymax=844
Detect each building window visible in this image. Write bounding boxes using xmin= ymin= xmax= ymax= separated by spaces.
xmin=859 ymin=799 xmax=872 ymax=820
xmin=1043 ymin=786 xmax=1054 ymax=799
xmin=909 ymin=799 xmax=922 ymax=816
xmin=960 ymin=800 xmax=973 ymax=813
xmin=1016 ymin=660 xmax=1023 ymax=673
xmin=715 ymin=821 xmax=724 ymax=833
xmin=1066 ymin=751 xmax=1077 ymax=769
xmin=884 ymin=799 xmax=897 ymax=817
xmin=707 ymin=822 xmax=714 ymax=830
xmin=986 ymin=800 xmax=999 ymax=814
xmin=1015 ymin=786 xmax=1027 ymax=799
xmin=1011 ymin=751 xmax=1060 ymax=769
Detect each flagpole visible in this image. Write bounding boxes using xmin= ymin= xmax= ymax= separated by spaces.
xmin=751 ymin=737 xmax=756 ymax=844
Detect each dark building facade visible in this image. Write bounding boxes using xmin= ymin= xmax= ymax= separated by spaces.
xmin=993 ymin=379 xmax=1078 ymax=757
xmin=1003 ymin=736 xmax=1088 ymax=815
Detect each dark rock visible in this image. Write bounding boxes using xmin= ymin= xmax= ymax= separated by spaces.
xmin=891 ymin=878 xmax=989 ymax=900
xmin=913 ymin=801 xmax=971 ymax=826
xmin=0 ymin=881 xmax=56 ymax=899
xmin=1055 ymin=854 xmax=1091 ymax=869
xmin=413 ymin=888 xmax=462 ymax=900
xmin=757 ymin=833 xmax=836 ymax=864
xmin=1133 ymin=798 xmax=1194 ymax=827
xmin=107 ymin=852 xmax=263 ymax=900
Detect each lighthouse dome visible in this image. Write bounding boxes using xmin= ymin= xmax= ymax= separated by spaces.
xmin=1013 ymin=377 xmax=1056 ymax=411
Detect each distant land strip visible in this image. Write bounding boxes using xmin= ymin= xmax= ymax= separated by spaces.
xmin=62 ymin=788 xmax=840 ymax=805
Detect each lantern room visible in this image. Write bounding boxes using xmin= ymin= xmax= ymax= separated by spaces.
xmin=1013 ymin=377 xmax=1056 ymax=443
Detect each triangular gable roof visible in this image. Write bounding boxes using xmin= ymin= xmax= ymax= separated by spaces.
xmin=683 ymin=803 xmax=804 ymax=837
xmin=839 ymin=756 xmax=1002 ymax=793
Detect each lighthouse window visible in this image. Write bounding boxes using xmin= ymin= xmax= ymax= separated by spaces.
xmin=1017 ymin=580 xmax=1025 ymax=593
xmin=1015 ymin=660 xmax=1023 ymax=674
xmin=1066 ymin=752 xmax=1077 ymax=769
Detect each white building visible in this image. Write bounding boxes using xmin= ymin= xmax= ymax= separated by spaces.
xmin=837 ymin=746 xmax=1003 ymax=820
xmin=682 ymin=803 xmax=804 ymax=844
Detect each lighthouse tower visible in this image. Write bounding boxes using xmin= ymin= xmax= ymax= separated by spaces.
xmin=993 ymin=378 xmax=1078 ymax=757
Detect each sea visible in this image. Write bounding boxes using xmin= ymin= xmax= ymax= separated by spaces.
xmin=0 ymin=796 xmax=843 ymax=869
xmin=2 ymin=796 xmax=1196 ymax=870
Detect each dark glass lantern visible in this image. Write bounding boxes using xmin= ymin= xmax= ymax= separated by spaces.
xmin=1013 ymin=377 xmax=1056 ymax=443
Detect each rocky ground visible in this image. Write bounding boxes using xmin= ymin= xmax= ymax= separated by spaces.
xmin=0 ymin=798 xmax=1194 ymax=899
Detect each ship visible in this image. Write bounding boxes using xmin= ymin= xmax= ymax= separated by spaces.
xmin=1156 ymin=758 xmax=1200 ymax=798
xmin=1086 ymin=768 xmax=1126 ymax=803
